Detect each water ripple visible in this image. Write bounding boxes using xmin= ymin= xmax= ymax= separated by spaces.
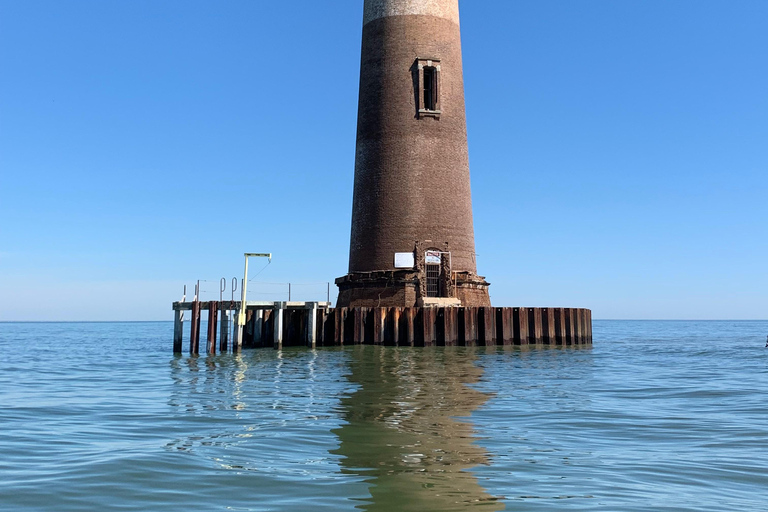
xmin=1 ymin=321 xmax=767 ymax=510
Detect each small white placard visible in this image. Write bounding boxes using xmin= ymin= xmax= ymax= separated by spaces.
xmin=425 ymin=251 xmax=441 ymax=264
xmin=394 ymin=252 xmax=415 ymax=269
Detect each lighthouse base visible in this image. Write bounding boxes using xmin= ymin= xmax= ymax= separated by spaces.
xmin=335 ymin=270 xmax=491 ymax=308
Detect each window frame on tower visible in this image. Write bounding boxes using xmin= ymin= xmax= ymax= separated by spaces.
xmin=415 ymin=58 xmax=441 ymax=118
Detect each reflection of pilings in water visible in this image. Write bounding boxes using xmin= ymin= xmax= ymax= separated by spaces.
xmin=332 ymin=346 xmax=504 ymax=511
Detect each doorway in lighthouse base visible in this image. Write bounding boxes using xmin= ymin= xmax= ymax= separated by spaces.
xmin=424 ymin=250 xmax=448 ymax=298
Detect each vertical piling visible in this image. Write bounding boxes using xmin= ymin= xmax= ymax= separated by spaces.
xmin=353 ymin=308 xmax=364 ymax=344
xmin=564 ymin=308 xmax=573 ymax=345
xmin=499 ymin=308 xmax=514 ymax=345
xmin=542 ymin=308 xmax=555 ymax=345
xmin=390 ymin=308 xmax=401 ymax=346
xmin=373 ymin=307 xmax=385 ymax=345
xmin=574 ymin=308 xmax=583 ymax=345
xmin=190 ymin=300 xmax=201 ymax=355
xmin=219 ymin=307 xmax=229 ymax=352
xmin=253 ymin=310 xmax=264 ymax=347
xmin=272 ymin=302 xmax=285 ymax=350
xmin=444 ymin=307 xmax=458 ymax=346
xmin=462 ymin=307 xmax=478 ymax=346
xmin=206 ymin=301 xmax=218 ymax=354
xmin=273 ymin=302 xmax=285 ymax=349
xmin=173 ymin=308 xmax=183 ymax=354
xmin=553 ymin=308 xmax=564 ymax=345
xmin=512 ymin=307 xmax=525 ymax=345
xmin=479 ymin=307 xmax=495 ymax=346
xmin=528 ymin=308 xmax=542 ymax=344
xmin=422 ymin=308 xmax=437 ymax=347
xmin=334 ymin=307 xmax=345 ymax=345
xmin=404 ymin=307 xmax=415 ymax=347
xmin=307 ymin=303 xmax=318 ymax=348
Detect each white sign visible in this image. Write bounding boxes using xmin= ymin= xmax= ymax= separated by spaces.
xmin=425 ymin=251 xmax=441 ymax=264
xmin=394 ymin=252 xmax=415 ymax=269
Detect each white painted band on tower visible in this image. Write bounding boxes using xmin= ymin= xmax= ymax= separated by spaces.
xmin=363 ymin=0 xmax=460 ymax=26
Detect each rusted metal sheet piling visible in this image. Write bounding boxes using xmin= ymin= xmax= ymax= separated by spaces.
xmin=172 ymin=302 xmax=592 ymax=351
xmin=173 ymin=309 xmax=183 ymax=353
xmin=189 ymin=300 xmax=201 ymax=355
xmin=206 ymin=301 xmax=218 ymax=355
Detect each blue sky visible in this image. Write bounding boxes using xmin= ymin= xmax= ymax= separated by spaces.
xmin=1 ymin=0 xmax=766 ymax=320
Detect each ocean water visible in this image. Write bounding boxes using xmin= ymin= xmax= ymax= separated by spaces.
xmin=1 ymin=320 xmax=766 ymax=511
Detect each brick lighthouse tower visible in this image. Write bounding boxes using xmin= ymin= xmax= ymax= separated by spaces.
xmin=336 ymin=0 xmax=491 ymax=308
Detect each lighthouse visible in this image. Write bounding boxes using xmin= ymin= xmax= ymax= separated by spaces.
xmin=336 ymin=0 xmax=491 ymax=308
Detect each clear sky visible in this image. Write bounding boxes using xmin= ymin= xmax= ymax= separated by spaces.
xmin=1 ymin=0 xmax=766 ymax=321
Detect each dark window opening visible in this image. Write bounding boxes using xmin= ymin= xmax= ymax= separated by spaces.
xmin=423 ymin=67 xmax=437 ymax=111
xmin=426 ymin=264 xmax=441 ymax=297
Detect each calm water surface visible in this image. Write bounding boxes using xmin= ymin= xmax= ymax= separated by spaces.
xmin=1 ymin=320 xmax=767 ymax=511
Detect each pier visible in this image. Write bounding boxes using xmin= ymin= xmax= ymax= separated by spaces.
xmin=172 ymin=301 xmax=592 ymax=353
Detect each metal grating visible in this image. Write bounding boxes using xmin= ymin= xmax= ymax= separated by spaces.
xmin=426 ymin=264 xmax=440 ymax=297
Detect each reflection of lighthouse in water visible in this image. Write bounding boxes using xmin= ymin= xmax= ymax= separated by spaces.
xmin=332 ymin=347 xmax=503 ymax=511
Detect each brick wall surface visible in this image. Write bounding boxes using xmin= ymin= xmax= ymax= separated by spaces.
xmin=348 ymin=10 xmax=477 ymax=275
